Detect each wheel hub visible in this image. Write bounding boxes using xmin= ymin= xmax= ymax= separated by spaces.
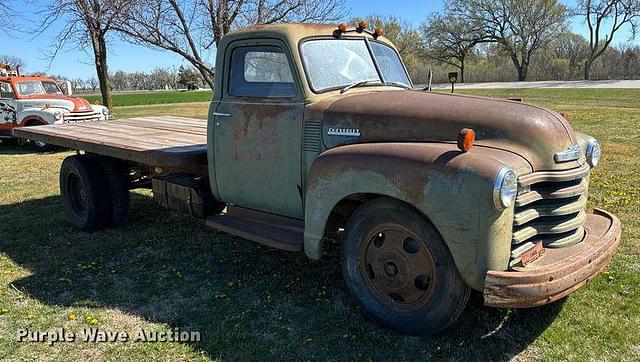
xmin=359 ymin=226 xmax=437 ymax=310
xmin=384 ymin=262 xmax=398 ymax=276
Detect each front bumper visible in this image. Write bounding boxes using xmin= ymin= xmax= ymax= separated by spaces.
xmin=484 ymin=208 xmax=621 ymax=308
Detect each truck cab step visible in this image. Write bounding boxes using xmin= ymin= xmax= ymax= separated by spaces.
xmin=206 ymin=206 xmax=304 ymax=252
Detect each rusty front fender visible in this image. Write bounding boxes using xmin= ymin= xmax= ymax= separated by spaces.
xmin=304 ymin=142 xmax=532 ymax=291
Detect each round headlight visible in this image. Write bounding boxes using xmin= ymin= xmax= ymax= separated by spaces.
xmin=101 ymin=107 xmax=109 ymax=116
xmin=53 ymin=111 xmax=63 ymax=120
xmin=586 ymin=139 xmax=601 ymax=167
xmin=493 ymin=168 xmax=518 ymax=209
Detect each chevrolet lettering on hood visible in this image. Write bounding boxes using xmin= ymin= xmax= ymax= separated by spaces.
xmin=327 ymin=127 xmax=361 ymax=137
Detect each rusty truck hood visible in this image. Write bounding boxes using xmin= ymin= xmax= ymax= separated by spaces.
xmin=307 ymin=89 xmax=582 ymax=171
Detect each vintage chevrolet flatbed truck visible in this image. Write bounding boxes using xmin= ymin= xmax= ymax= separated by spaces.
xmin=15 ymin=23 xmax=622 ymax=335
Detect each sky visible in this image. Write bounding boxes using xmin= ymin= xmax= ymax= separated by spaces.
xmin=0 ymin=0 xmax=636 ymax=79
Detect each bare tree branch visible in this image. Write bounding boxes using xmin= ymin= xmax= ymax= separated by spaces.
xmin=576 ymin=0 xmax=640 ymax=79
xmin=113 ymin=0 xmax=345 ymax=89
xmin=37 ymin=0 xmax=135 ymax=109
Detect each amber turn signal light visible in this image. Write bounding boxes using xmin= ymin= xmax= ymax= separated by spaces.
xmin=358 ymin=20 xmax=368 ymax=30
xmin=560 ymin=112 xmax=570 ymax=120
xmin=374 ymin=28 xmax=384 ymax=38
xmin=338 ymin=23 xmax=348 ymax=32
xmin=457 ymin=128 xmax=475 ymax=152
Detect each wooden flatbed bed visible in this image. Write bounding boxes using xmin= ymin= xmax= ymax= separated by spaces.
xmin=13 ymin=116 xmax=208 ymax=168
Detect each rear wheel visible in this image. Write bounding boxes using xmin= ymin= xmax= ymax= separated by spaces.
xmin=96 ymin=156 xmax=130 ymax=226
xmin=24 ymin=121 xmax=54 ymax=152
xmin=32 ymin=139 xmax=54 ymax=152
xmin=60 ymin=155 xmax=110 ymax=231
xmin=341 ymin=197 xmax=470 ymax=335
xmin=0 ymin=138 xmax=18 ymax=146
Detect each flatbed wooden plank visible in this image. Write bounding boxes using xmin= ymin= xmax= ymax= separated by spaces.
xmin=64 ymin=122 xmax=206 ymax=147
xmin=112 ymin=120 xmax=208 ymax=138
xmin=14 ymin=116 xmax=209 ymax=168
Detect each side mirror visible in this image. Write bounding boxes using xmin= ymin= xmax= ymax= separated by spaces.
xmin=60 ymin=81 xmax=73 ymax=96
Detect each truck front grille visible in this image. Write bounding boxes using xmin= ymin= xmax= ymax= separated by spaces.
xmin=64 ymin=111 xmax=102 ymax=123
xmin=509 ymin=163 xmax=591 ymax=268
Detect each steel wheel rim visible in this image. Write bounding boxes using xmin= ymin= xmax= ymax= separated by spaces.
xmin=66 ymin=172 xmax=87 ymax=218
xmin=358 ymin=223 xmax=437 ymax=312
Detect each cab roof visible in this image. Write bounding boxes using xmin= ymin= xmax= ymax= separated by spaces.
xmin=0 ymin=76 xmax=57 ymax=84
xmin=222 ymin=23 xmax=395 ymax=48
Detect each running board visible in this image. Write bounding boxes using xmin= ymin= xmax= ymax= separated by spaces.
xmin=206 ymin=206 xmax=304 ymax=252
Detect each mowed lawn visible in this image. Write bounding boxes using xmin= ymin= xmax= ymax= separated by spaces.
xmin=83 ymin=90 xmax=214 ymax=107
xmin=0 ymin=89 xmax=638 ymax=361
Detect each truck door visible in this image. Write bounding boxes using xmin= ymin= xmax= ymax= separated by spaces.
xmin=0 ymin=82 xmax=17 ymax=126
xmin=213 ymin=40 xmax=304 ymax=219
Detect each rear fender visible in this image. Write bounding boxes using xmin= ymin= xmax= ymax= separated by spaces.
xmin=304 ymin=142 xmax=531 ymax=290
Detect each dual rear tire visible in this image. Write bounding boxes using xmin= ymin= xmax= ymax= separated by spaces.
xmin=60 ymin=155 xmax=130 ymax=231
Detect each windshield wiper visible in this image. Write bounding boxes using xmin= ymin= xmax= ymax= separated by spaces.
xmin=384 ymin=81 xmax=412 ymax=90
xmin=340 ymin=79 xmax=379 ymax=94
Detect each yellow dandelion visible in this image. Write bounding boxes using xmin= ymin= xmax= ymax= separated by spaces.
xmin=68 ymin=313 xmax=77 ymax=320
xmin=1 ymin=308 xmax=9 ymax=314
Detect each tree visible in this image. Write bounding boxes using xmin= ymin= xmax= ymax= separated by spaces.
xmin=114 ymin=0 xmax=345 ymax=89
xmin=40 ymin=0 xmax=134 ymax=110
xmin=177 ymin=66 xmax=202 ymax=88
xmin=87 ymin=77 xmax=98 ymax=92
xmin=421 ymin=13 xmax=487 ymax=83
xmin=449 ymin=0 xmax=568 ymax=81
xmin=0 ymin=55 xmax=26 ymax=73
xmin=576 ymin=0 xmax=640 ymax=80
xmin=552 ymin=32 xmax=590 ymax=79
xmin=0 ymin=1 xmax=18 ymax=32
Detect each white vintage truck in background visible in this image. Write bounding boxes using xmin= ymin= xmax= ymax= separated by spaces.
xmin=0 ymin=66 xmax=110 ymax=150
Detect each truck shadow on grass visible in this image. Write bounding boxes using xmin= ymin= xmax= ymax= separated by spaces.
xmin=0 ymin=194 xmax=564 ymax=361
xmin=0 ymin=143 xmax=66 ymax=155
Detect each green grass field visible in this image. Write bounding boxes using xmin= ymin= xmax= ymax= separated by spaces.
xmin=0 ymin=89 xmax=638 ymax=361
xmin=83 ymin=90 xmax=213 ymax=107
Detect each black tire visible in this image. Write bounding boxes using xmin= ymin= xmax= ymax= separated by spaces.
xmin=0 ymin=138 xmax=18 ymax=146
xmin=60 ymin=155 xmax=110 ymax=231
xmin=24 ymin=122 xmax=55 ymax=152
xmin=31 ymin=139 xmax=55 ymax=152
xmin=341 ymin=197 xmax=470 ymax=336
xmin=96 ymin=156 xmax=130 ymax=226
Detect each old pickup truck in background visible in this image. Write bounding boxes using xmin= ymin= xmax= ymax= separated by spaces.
xmin=0 ymin=67 xmax=110 ymax=151
xmin=15 ymin=22 xmax=621 ymax=335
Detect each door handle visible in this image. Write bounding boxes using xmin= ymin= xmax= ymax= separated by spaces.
xmin=213 ymin=112 xmax=232 ymax=117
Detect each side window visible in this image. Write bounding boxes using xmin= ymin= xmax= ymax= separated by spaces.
xmin=228 ymin=45 xmax=297 ymax=98
xmin=0 ymin=83 xmax=14 ymax=99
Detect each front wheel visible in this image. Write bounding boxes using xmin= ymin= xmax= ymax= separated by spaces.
xmin=341 ymin=197 xmax=470 ymax=335
xmin=31 ymin=139 xmax=55 ymax=152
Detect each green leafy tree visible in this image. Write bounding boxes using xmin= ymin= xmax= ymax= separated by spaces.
xmin=448 ymin=0 xmax=568 ymax=81
xmin=177 ymin=66 xmax=203 ymax=89
xmin=421 ymin=12 xmax=489 ymax=83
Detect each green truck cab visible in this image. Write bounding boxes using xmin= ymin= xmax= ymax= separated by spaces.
xmin=16 ymin=23 xmax=621 ymax=336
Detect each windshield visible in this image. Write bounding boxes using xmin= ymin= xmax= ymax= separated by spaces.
xmin=16 ymin=81 xmax=46 ymax=96
xmin=42 ymin=81 xmax=63 ymax=95
xmin=300 ymin=39 xmax=411 ymax=93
